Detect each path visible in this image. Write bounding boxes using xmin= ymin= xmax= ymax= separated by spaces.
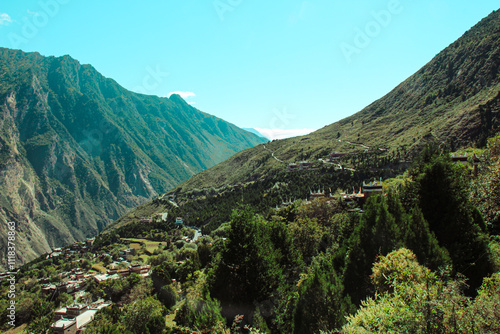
xmin=317 ymin=158 xmax=356 ymax=172
xmin=187 ymin=226 xmax=202 ymax=243
xmin=338 ymin=139 xmax=370 ymax=150
xmin=263 ymin=145 xmax=285 ymax=163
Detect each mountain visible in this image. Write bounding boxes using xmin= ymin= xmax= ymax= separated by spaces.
xmin=242 ymin=128 xmax=269 ymax=140
xmin=168 ymin=8 xmax=500 ymax=189
xmin=111 ymin=9 xmax=500 ymax=230
xmin=0 ymin=48 xmax=266 ymax=270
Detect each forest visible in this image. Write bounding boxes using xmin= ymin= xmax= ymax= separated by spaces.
xmin=2 ymin=137 xmax=500 ymax=333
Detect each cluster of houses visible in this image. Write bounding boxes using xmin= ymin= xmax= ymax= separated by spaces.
xmin=48 ymin=238 xmax=95 ymax=259
xmin=288 ymin=161 xmax=314 ymax=172
xmin=303 ymin=179 xmax=384 ymax=206
xmin=293 ymin=150 xmax=483 ymax=208
xmin=94 ymin=263 xmax=151 ymax=283
xmin=43 ymin=260 xmax=150 ymax=332
xmin=41 ymin=267 xmax=93 ymax=296
xmin=51 ymin=300 xmax=111 ymax=334
xmin=140 ymin=212 xmax=169 ymax=223
xmin=340 ymin=179 xmax=384 ymax=205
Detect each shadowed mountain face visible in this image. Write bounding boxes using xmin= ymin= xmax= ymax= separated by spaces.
xmin=110 ymin=9 xmax=500 ymax=230
xmin=0 ymin=48 xmax=266 ymax=270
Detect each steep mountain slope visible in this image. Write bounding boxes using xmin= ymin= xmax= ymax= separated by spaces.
xmin=172 ymin=8 xmax=500 ymax=190
xmin=111 ymin=9 xmax=500 ymax=229
xmin=0 ymin=48 xmax=265 ymax=270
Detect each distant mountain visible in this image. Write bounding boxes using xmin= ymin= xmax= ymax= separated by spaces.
xmin=111 ymin=9 xmax=500 ymax=229
xmin=0 ymin=48 xmax=266 ymax=270
xmin=242 ymin=128 xmax=269 ymax=140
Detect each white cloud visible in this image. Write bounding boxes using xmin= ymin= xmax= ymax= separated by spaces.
xmin=167 ymin=91 xmax=196 ymax=99
xmin=253 ymin=128 xmax=317 ymax=140
xmin=0 ymin=13 xmax=12 ymax=26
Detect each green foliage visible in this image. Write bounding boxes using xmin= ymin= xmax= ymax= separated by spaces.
xmin=292 ymin=255 xmax=354 ymax=334
xmin=342 ymin=249 xmax=500 ymax=334
xmin=371 ymin=248 xmax=429 ymax=293
xmin=472 ymin=134 xmax=500 ymax=233
xmin=342 ymin=248 xmax=470 ymax=333
xmin=415 ymin=153 xmax=494 ymax=292
xmin=83 ymin=305 xmax=126 ymax=334
xmin=209 ymin=207 xmax=283 ymax=305
xmin=468 ymin=273 xmax=500 ymax=332
xmin=175 ymin=296 xmax=226 ymax=331
xmin=158 ymin=284 xmax=178 ymax=309
xmin=121 ymin=297 xmax=166 ymax=334
xmin=342 ymin=194 xmax=403 ymax=304
xmin=402 ymin=206 xmax=451 ymax=270
xmin=100 ymin=273 xmax=142 ymax=303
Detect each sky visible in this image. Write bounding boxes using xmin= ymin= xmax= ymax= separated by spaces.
xmin=0 ymin=1 xmax=499 ymax=140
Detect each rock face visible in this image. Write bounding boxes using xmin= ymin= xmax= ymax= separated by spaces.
xmin=0 ymin=48 xmax=266 ymax=270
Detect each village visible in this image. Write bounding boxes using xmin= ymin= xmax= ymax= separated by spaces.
xmin=0 ymin=149 xmax=482 ymax=333
xmin=284 ymin=151 xmax=481 ymax=209
xmin=38 ymin=238 xmax=154 ymax=334
xmin=0 ymin=215 xmax=202 ymax=334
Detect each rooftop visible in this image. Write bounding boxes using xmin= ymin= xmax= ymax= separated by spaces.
xmin=76 ymin=309 xmax=98 ymax=328
xmin=51 ymin=318 xmax=75 ymax=329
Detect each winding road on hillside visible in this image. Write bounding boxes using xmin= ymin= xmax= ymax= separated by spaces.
xmin=263 ymin=145 xmax=285 ymax=163
xmin=188 ymin=226 xmax=202 ymax=243
xmin=338 ymin=139 xmax=370 ymax=150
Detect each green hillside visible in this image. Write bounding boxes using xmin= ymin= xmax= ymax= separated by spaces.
xmin=0 ymin=48 xmax=266 ymax=270
xmin=112 ymin=9 xmax=500 ymax=231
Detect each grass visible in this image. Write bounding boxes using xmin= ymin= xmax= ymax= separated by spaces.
xmin=121 ymin=238 xmax=147 ymax=243
xmin=4 ymin=324 xmax=27 ymax=334
xmin=129 ymin=243 xmax=142 ymax=250
xmin=165 ymin=300 xmax=185 ymax=328
xmin=145 ymin=241 xmax=165 ymax=255
xmin=121 ymin=238 xmax=166 ymax=255
xmin=92 ymin=263 xmax=107 ymax=273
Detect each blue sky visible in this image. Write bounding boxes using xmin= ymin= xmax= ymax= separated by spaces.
xmin=0 ymin=1 xmax=498 ymax=139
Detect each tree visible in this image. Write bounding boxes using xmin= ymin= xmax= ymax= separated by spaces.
xmin=158 ymin=285 xmax=177 ymax=309
xmin=416 ymin=155 xmax=494 ymax=292
xmin=85 ymin=306 xmax=127 ymax=334
xmin=289 ymin=218 xmax=323 ymax=262
xmin=209 ymin=207 xmax=282 ymax=308
xmin=292 ymin=255 xmax=354 ymax=334
xmin=342 ymin=248 xmax=471 ymax=334
xmin=468 ymin=273 xmax=500 ymax=332
xmin=175 ymin=295 xmax=226 ymax=331
xmin=121 ymin=297 xmax=166 ymax=334
xmin=472 ymin=135 xmax=500 ymax=233
xmin=403 ymin=206 xmax=451 ymax=270
xmin=342 ymin=195 xmax=403 ymax=305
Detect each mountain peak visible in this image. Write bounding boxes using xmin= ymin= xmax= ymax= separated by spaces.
xmin=0 ymin=47 xmax=266 ymax=270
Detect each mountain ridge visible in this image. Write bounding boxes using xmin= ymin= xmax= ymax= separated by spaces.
xmin=0 ymin=48 xmax=266 ymax=270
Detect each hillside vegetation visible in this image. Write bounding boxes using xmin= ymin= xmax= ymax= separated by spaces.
xmin=4 ymin=137 xmax=500 ymax=333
